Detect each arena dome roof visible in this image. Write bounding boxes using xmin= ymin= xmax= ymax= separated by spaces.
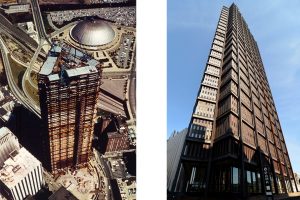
xmin=70 ymin=20 xmax=115 ymax=46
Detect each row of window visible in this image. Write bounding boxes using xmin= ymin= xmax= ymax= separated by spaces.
xmin=194 ymin=101 xmax=216 ymax=119
xmin=215 ymin=34 xmax=225 ymax=42
xmin=213 ymin=166 xmax=262 ymax=194
xmin=210 ymin=50 xmax=223 ymax=60
xmin=192 ymin=118 xmax=213 ymax=128
xmin=199 ymin=85 xmax=217 ymax=101
xmin=183 ymin=142 xmax=210 ymax=159
xmin=208 ymin=56 xmax=222 ymax=67
xmin=212 ymin=44 xmax=223 ymax=52
xmin=188 ymin=123 xmax=211 ymax=140
xmin=206 ymin=65 xmax=220 ymax=76
xmin=203 ymin=74 xmax=219 ymax=88
xmin=213 ymin=39 xmax=224 ymax=47
xmin=217 ymin=28 xmax=226 ymax=35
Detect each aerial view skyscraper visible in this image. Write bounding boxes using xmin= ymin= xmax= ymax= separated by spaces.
xmin=170 ymin=3 xmax=298 ymax=198
xmin=38 ymin=42 xmax=102 ymax=172
xmin=0 ymin=0 xmax=136 ymax=198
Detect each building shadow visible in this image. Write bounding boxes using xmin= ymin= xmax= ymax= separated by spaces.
xmin=6 ymin=104 xmax=44 ymax=165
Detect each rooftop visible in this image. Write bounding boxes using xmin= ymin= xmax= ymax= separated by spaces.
xmin=48 ymin=186 xmax=78 ymax=200
xmin=0 ymin=127 xmax=20 ymax=167
xmin=107 ymin=131 xmax=127 ymax=138
xmin=39 ymin=42 xmax=101 ymax=81
xmin=116 ymin=177 xmax=136 ymax=200
xmin=0 ymin=126 xmax=13 ymax=140
xmin=0 ymin=147 xmax=41 ymax=188
xmin=101 ymin=79 xmax=127 ymax=101
xmin=70 ymin=19 xmax=115 ymax=46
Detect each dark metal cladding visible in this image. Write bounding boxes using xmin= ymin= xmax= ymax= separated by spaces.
xmin=171 ymin=4 xmax=298 ymax=199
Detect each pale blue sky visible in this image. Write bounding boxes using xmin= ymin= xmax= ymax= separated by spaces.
xmin=168 ymin=0 xmax=300 ymax=173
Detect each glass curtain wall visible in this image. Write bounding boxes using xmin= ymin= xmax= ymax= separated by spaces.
xmin=214 ymin=167 xmax=262 ymax=194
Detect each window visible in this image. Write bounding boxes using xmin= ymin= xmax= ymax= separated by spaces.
xmin=257 ymin=173 xmax=262 ymax=193
xmin=252 ymin=172 xmax=257 ymax=193
xmin=232 ymin=167 xmax=239 ymax=192
xmin=247 ymin=171 xmax=253 ymax=193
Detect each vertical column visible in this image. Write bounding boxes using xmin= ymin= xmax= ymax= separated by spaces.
xmin=172 ymin=6 xmax=229 ymax=194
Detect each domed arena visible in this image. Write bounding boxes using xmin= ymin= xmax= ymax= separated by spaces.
xmin=70 ymin=19 xmax=115 ymax=46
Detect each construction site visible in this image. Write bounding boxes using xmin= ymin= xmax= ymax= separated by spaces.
xmin=38 ymin=41 xmax=102 ymax=172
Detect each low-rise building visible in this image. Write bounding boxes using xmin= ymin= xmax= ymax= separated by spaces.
xmin=116 ymin=177 xmax=136 ymax=200
xmin=0 ymin=148 xmax=44 ymax=200
xmin=294 ymin=173 xmax=300 ymax=192
xmin=0 ymin=127 xmax=20 ymax=167
xmin=0 ymin=127 xmax=44 ymax=200
xmin=106 ymin=131 xmax=129 ymax=152
xmin=97 ymin=115 xmax=129 ymax=154
xmin=4 ymin=4 xmax=30 ymax=14
xmin=48 ymin=186 xmax=78 ymax=200
xmin=0 ymin=86 xmax=20 ymax=123
xmin=167 ymin=128 xmax=187 ymax=192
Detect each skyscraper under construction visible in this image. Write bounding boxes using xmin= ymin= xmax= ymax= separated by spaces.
xmin=171 ymin=4 xmax=298 ymax=198
xmin=38 ymin=41 xmax=101 ymax=172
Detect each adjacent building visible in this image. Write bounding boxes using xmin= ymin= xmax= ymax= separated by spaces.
xmin=0 ymin=127 xmax=44 ymax=200
xmin=167 ymin=129 xmax=187 ymax=192
xmin=0 ymin=127 xmax=20 ymax=167
xmin=97 ymin=115 xmax=129 ymax=153
xmin=105 ymin=131 xmax=129 ymax=153
xmin=294 ymin=173 xmax=300 ymax=192
xmin=171 ymin=4 xmax=298 ymax=198
xmin=0 ymin=86 xmax=20 ymax=123
xmin=38 ymin=41 xmax=102 ymax=172
xmin=48 ymin=186 xmax=78 ymax=200
xmin=116 ymin=177 xmax=136 ymax=200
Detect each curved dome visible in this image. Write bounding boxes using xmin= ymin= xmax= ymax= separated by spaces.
xmin=70 ymin=20 xmax=115 ymax=46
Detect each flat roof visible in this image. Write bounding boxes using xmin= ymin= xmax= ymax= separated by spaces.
xmin=51 ymin=45 xmax=62 ymax=53
xmin=101 ymin=79 xmax=126 ymax=101
xmin=69 ymin=47 xmax=84 ymax=58
xmin=0 ymin=127 xmax=11 ymax=139
xmin=66 ymin=65 xmax=97 ymax=77
xmin=39 ymin=56 xmax=58 ymax=76
xmin=0 ymin=147 xmax=41 ymax=188
xmin=107 ymin=131 xmax=126 ymax=138
xmin=48 ymin=74 xmax=60 ymax=81
xmin=48 ymin=186 xmax=78 ymax=200
xmin=39 ymin=42 xmax=100 ymax=80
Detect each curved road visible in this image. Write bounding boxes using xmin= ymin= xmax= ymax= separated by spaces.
xmin=31 ymin=0 xmax=51 ymax=44
xmin=0 ymin=37 xmax=41 ymax=117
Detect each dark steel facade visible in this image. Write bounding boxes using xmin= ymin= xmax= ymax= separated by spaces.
xmin=171 ymin=4 xmax=298 ymax=198
xmin=38 ymin=43 xmax=102 ymax=172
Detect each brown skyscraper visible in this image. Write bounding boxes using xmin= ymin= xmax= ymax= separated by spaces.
xmin=171 ymin=4 xmax=298 ymax=198
xmin=38 ymin=41 xmax=101 ymax=172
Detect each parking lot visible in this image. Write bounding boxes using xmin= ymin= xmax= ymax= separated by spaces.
xmin=49 ymin=6 xmax=136 ymax=27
